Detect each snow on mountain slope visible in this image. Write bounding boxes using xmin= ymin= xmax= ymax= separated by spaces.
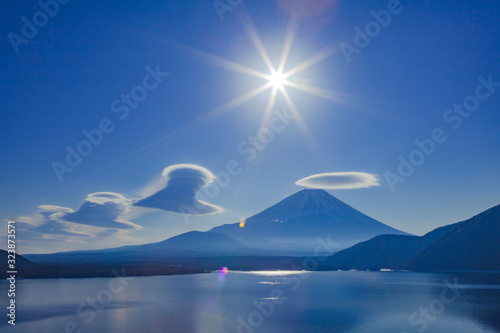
xmin=210 ymin=189 xmax=409 ymax=253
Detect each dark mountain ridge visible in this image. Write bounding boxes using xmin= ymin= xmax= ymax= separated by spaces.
xmin=321 ymin=204 xmax=500 ymax=272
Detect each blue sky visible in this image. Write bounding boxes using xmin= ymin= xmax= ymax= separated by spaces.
xmin=1 ymin=0 xmax=499 ymax=253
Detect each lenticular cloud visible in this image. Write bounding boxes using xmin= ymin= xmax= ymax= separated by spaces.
xmin=134 ymin=164 xmax=224 ymax=215
xmin=17 ymin=205 xmax=94 ymax=237
xmin=62 ymin=192 xmax=141 ymax=230
xmin=295 ymin=172 xmax=380 ymax=190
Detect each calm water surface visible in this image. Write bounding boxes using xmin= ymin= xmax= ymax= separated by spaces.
xmin=1 ymin=271 xmax=499 ymax=333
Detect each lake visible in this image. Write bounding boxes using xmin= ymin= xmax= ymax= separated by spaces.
xmin=1 ymin=271 xmax=499 ymax=332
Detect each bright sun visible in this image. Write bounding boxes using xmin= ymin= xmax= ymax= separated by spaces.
xmin=268 ymin=71 xmax=287 ymax=89
xmin=169 ymin=12 xmax=346 ymax=147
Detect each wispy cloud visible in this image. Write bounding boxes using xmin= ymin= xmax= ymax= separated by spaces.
xmin=17 ymin=205 xmax=94 ymax=238
xmin=295 ymin=171 xmax=380 ymax=189
xmin=134 ymin=164 xmax=224 ymax=214
xmin=17 ymin=192 xmax=141 ymax=242
xmin=62 ymin=192 xmax=141 ymax=230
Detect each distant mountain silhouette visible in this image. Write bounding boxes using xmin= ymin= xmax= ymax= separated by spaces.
xmin=134 ymin=231 xmax=248 ymax=255
xmin=321 ymin=204 xmax=500 ymax=272
xmin=211 ymin=189 xmax=409 ymax=253
xmin=26 ymin=231 xmax=250 ymax=264
xmin=406 ymin=204 xmax=500 ymax=271
xmin=322 ymin=222 xmax=463 ymax=270
xmin=0 ymin=249 xmax=36 ymax=278
xmin=0 ymin=249 xmax=35 ymax=268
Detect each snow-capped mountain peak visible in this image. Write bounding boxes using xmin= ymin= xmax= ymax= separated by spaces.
xmin=210 ymin=189 xmax=409 ymax=253
xmin=250 ymin=189 xmax=364 ymax=221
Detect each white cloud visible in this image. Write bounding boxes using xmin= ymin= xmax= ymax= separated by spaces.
xmin=134 ymin=164 xmax=224 ymax=215
xmin=13 ymin=195 xmax=145 ymax=252
xmin=16 ymin=205 xmax=94 ymax=238
xmin=62 ymin=192 xmax=141 ymax=230
xmin=295 ymin=172 xmax=380 ymax=189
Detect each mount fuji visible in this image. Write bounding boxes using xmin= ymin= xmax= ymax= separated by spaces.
xmin=210 ymin=189 xmax=409 ymax=254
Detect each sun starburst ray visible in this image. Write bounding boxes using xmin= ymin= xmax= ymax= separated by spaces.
xmin=285 ymin=81 xmax=369 ymax=111
xmin=277 ymin=20 xmax=298 ymax=74
xmin=238 ymin=12 xmax=276 ymax=74
xmin=158 ymin=38 xmax=270 ymax=80
xmin=135 ymin=13 xmax=356 ymax=162
xmin=209 ymin=83 xmax=272 ymax=118
xmin=279 ymin=87 xmax=321 ymax=153
xmin=284 ymin=45 xmax=339 ymax=78
xmin=259 ymin=86 xmax=279 ymax=132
